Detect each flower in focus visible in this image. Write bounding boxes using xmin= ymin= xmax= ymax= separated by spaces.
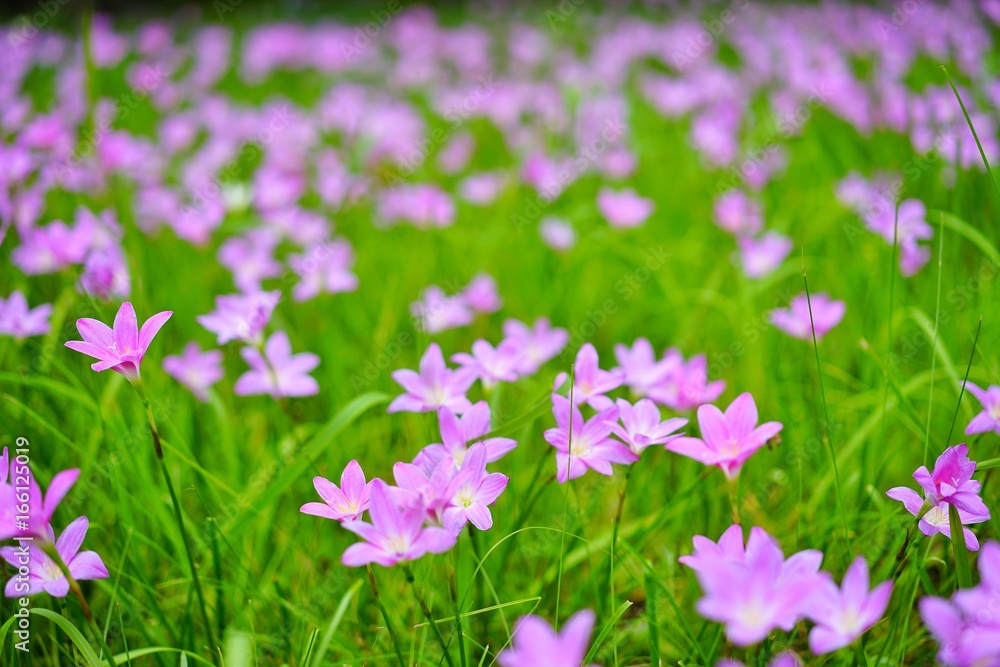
xmin=442 ymin=443 xmax=509 ymax=533
xmin=553 ymin=343 xmax=623 ymax=410
xmin=769 ymin=293 xmax=845 ymax=341
xmin=414 ymin=402 xmax=517 ymax=473
xmin=1 ymin=517 xmax=109 ymax=597
xmin=964 ymin=382 xmax=1000 ymax=436
xmin=388 ymin=343 xmax=477 ymax=414
xmin=65 ymin=301 xmax=172 ymax=383
xmin=606 ymin=398 xmax=687 ymax=454
xmin=920 ymin=541 xmax=1000 ymax=667
xmin=805 ymin=556 xmax=892 ymax=654
xmin=666 ymin=393 xmax=783 ymax=479
xmin=497 ymin=609 xmax=600 ymax=667
xmin=301 ymin=460 xmax=371 ymax=522
xmin=340 ymin=479 xmax=456 ymax=567
xmin=162 ymin=342 xmax=224 ymax=402
xmin=234 ymin=330 xmax=320 ymax=398
xmin=597 ymin=186 xmax=654 ymax=228
xmin=544 ymin=394 xmax=637 ymax=482
xmin=0 ymin=290 xmax=52 ymax=339
xmin=197 ymin=290 xmax=280 ymax=345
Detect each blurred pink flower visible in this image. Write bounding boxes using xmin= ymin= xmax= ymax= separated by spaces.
xmin=770 ymin=293 xmax=845 ymax=341
xmin=162 ymin=342 xmax=225 ymax=402
xmin=234 ymin=331 xmax=319 ymax=398
xmin=0 ymin=291 xmax=52 ymax=339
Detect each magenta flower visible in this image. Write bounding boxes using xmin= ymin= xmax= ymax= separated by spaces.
xmin=1 ymin=517 xmax=109 ymax=597
xmin=597 ymin=186 xmax=654 ymax=228
xmin=414 ymin=402 xmax=517 ymax=473
xmin=770 ymin=293 xmax=845 ymax=341
xmin=613 ymin=338 xmax=676 ymax=397
xmin=442 ymin=444 xmax=509 ymax=533
xmin=388 ymin=344 xmax=476 ymax=414
xmin=10 ymin=219 xmax=92 ymax=275
xmin=554 ymin=343 xmax=623 ymax=410
xmin=647 ymin=348 xmax=726 ymax=411
xmin=217 ymin=229 xmax=282 ymax=293
xmin=498 ymin=609 xmax=599 ymax=667
xmin=805 ymin=557 xmax=892 ymax=654
xmin=197 ymin=290 xmax=280 ymax=345
xmin=287 ymin=239 xmax=359 ymax=302
xmin=964 ymin=382 xmax=1000 ymax=435
xmin=713 ymin=190 xmax=762 ymax=236
xmin=162 ymin=342 xmax=224 ymax=402
xmin=666 ymin=393 xmax=783 ymax=479
xmin=886 ymin=491 xmax=986 ymax=551
xmin=539 ymin=217 xmax=577 ymax=252
xmin=65 ymin=301 xmax=172 ymax=383
xmin=452 ymin=339 xmax=522 ymax=388
xmin=501 ymin=317 xmax=569 ymax=376
xmin=300 ymin=460 xmax=371 ymax=522
xmin=340 ymin=480 xmax=456 ymax=567
xmin=234 ymin=331 xmax=319 ymax=398
xmin=606 ymin=398 xmax=687 ymax=455
xmin=0 ymin=290 xmax=52 ymax=339
xmin=737 ymin=232 xmax=792 ymax=279
xmin=684 ymin=526 xmax=826 ymax=646
xmin=544 ymin=395 xmax=637 ymax=482
xmin=0 ymin=448 xmax=79 ymax=543
xmin=462 ymin=273 xmax=502 ymax=313
xmin=392 ymin=459 xmax=456 ymax=524
xmin=920 ymin=541 xmax=1000 ymax=667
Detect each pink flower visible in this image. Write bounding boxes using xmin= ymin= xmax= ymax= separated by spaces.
xmin=0 ymin=290 xmax=52 ymax=339
xmin=554 ymin=343 xmax=623 ymax=410
xmin=713 ymin=190 xmax=762 ymax=236
xmin=162 ymin=342 xmax=224 ymax=402
xmin=920 ymin=541 xmax=1000 ymax=667
xmin=234 ymin=331 xmax=320 ymax=398
xmin=415 ymin=402 xmax=517 ymax=473
xmin=288 ymin=239 xmax=359 ymax=302
xmin=597 ymin=187 xmax=654 ymax=228
xmin=501 ymin=317 xmax=569 ymax=376
xmin=452 ymin=339 xmax=522 ymax=388
xmin=388 ymin=344 xmax=477 ymax=414
xmin=411 ymin=286 xmax=474 ymax=334
xmin=498 ymin=609 xmax=599 ymax=667
xmin=544 ymin=394 xmax=637 ymax=482
xmin=805 ymin=557 xmax=892 ymax=654
xmin=666 ymin=393 xmax=783 ymax=479
xmin=65 ymin=302 xmax=172 ymax=383
xmin=737 ymin=233 xmax=793 ymax=279
xmin=300 ymin=460 xmax=371 ymax=522
xmin=341 ymin=480 xmax=456 ymax=567
xmin=683 ymin=526 xmax=826 ymax=646
xmin=197 ymin=290 xmax=280 ymax=345
xmin=964 ymin=382 xmax=1000 ymax=435
xmin=717 ymin=653 xmax=802 ymax=667
xmin=647 ymin=348 xmax=726 ymax=411
xmin=606 ymin=398 xmax=687 ymax=454
xmin=462 ymin=273 xmax=502 ymax=313
xmin=1 ymin=517 xmax=109 ymax=597
xmin=217 ymin=229 xmax=282 ymax=293
xmin=539 ymin=217 xmax=577 ymax=251
xmin=613 ymin=338 xmax=676 ymax=397
xmin=0 ymin=448 xmax=79 ymax=543
xmin=770 ymin=293 xmax=845 ymax=341
xmin=442 ymin=443 xmax=509 ymax=533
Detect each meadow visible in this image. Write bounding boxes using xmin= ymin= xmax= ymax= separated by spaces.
xmin=1 ymin=1 xmax=999 ymax=665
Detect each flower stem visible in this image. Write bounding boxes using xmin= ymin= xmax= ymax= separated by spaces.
xmin=727 ymin=475 xmax=741 ymax=525
xmin=403 ymin=564 xmax=456 ymax=667
xmin=366 ymin=565 xmax=405 ymax=667
xmin=136 ymin=382 xmax=217 ymax=659
xmin=46 ymin=545 xmax=116 ymax=667
xmin=448 ymin=556 xmax=468 ymax=667
xmin=948 ymin=504 xmax=973 ymax=589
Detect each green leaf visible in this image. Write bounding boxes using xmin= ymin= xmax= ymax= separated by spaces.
xmin=582 ymin=600 xmax=632 ymax=665
xmin=30 ymin=608 xmax=104 ymax=667
xmin=223 ymin=392 xmax=389 ymax=537
xmin=310 ymin=579 xmax=362 ymax=667
xmin=949 ymin=503 xmax=973 ymax=588
xmin=111 ymin=647 xmax=215 ymax=666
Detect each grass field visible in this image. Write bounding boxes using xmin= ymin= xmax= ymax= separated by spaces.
xmin=1 ymin=2 xmax=999 ymax=666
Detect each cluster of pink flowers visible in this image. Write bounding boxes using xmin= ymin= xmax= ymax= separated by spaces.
xmin=0 ymin=449 xmax=108 ymax=597
xmin=682 ymin=525 xmax=892 ymax=654
xmin=301 ymin=400 xmax=513 ymax=567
